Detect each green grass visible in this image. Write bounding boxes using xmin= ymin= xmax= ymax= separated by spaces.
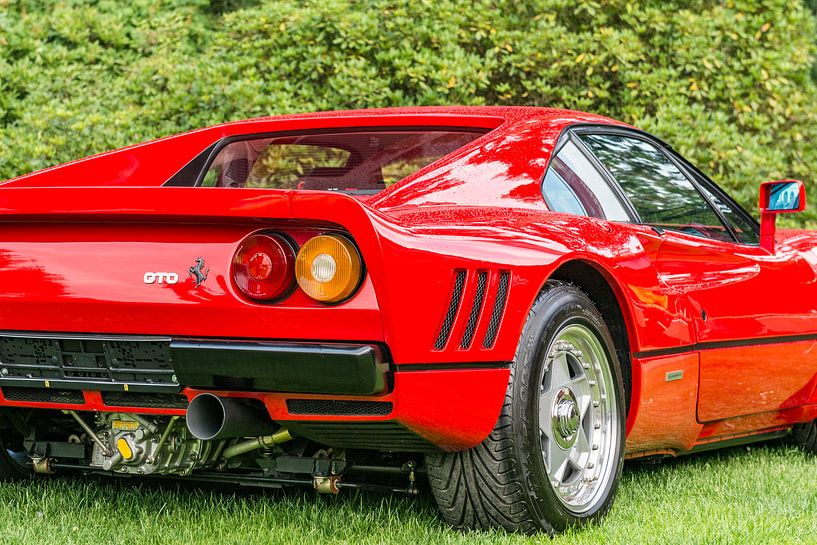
xmin=0 ymin=442 xmax=814 ymax=545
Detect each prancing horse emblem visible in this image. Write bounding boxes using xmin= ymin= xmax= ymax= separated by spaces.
xmin=189 ymin=257 xmax=210 ymax=287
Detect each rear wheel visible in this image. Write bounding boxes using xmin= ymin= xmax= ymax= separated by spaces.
xmin=0 ymin=419 xmax=31 ymax=480
xmin=793 ymin=420 xmax=817 ymax=454
xmin=426 ymin=282 xmax=626 ymax=533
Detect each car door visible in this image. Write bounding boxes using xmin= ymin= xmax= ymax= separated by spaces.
xmin=577 ymin=129 xmax=817 ymax=423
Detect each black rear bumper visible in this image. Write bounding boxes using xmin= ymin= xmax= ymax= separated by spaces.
xmin=172 ymin=340 xmax=389 ymax=395
xmin=0 ymin=333 xmax=389 ymax=396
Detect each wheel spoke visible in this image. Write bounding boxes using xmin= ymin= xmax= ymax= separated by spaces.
xmin=547 ymin=352 xmax=572 ymax=391
xmin=569 ymin=426 xmax=590 ymax=466
xmin=569 ymin=377 xmax=593 ymax=420
xmin=548 ymin=440 xmax=570 ymax=484
xmin=539 ymin=389 xmax=556 ymax=436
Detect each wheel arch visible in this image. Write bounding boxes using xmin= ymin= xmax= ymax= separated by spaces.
xmin=546 ymin=259 xmax=636 ymax=421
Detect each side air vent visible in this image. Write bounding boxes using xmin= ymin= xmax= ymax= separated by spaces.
xmin=460 ymin=272 xmax=488 ymax=349
xmin=286 ymin=399 xmax=393 ymax=416
xmin=483 ymin=272 xmax=510 ymax=348
xmin=1 ymin=386 xmax=84 ymax=405
xmin=434 ymin=270 xmax=467 ymax=350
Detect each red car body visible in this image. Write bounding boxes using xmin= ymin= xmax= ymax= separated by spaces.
xmin=0 ymin=106 xmax=815 ymax=461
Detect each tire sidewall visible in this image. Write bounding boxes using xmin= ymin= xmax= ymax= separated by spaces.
xmin=513 ymin=284 xmax=626 ymax=532
xmin=0 ymin=419 xmax=32 ymax=479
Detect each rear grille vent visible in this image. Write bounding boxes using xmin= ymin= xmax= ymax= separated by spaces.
xmin=460 ymin=272 xmax=488 ymax=349
xmin=102 ymin=392 xmax=189 ymax=409
xmin=483 ymin=272 xmax=510 ymax=348
xmin=285 ymin=421 xmax=439 ymax=452
xmin=1 ymin=386 xmax=84 ymax=405
xmin=434 ymin=271 xmax=467 ymax=350
xmin=286 ymin=399 xmax=393 ymax=416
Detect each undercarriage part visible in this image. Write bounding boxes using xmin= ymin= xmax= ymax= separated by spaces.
xmin=11 ymin=406 xmax=421 ymax=496
xmin=313 ymin=475 xmax=340 ymax=494
xmin=90 ymin=413 xmax=224 ymax=476
xmin=31 ymin=456 xmax=54 ymax=474
xmin=186 ymin=393 xmax=277 ymax=440
xmin=222 ymin=428 xmax=292 ymax=460
xmin=66 ymin=410 xmax=110 ymax=455
xmin=48 ymin=463 xmax=422 ymax=495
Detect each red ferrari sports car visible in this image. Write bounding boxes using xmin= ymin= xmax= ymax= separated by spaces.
xmin=0 ymin=106 xmax=814 ymax=534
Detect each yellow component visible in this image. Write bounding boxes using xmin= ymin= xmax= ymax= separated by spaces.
xmin=116 ymin=438 xmax=134 ymax=461
xmin=123 ymin=384 xmax=129 ymax=392
xmin=295 ymin=235 xmax=362 ymax=303
xmin=268 ymin=427 xmax=293 ymax=445
xmin=44 ymin=380 xmax=50 ymax=388
xmin=112 ymin=420 xmax=139 ymax=431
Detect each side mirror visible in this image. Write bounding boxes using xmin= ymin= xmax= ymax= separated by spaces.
xmin=759 ymin=180 xmax=806 ymax=252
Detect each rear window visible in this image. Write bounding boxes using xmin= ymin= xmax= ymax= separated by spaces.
xmin=199 ymin=130 xmax=485 ymax=193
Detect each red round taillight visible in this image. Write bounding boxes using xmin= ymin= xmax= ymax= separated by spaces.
xmin=232 ymin=233 xmax=296 ymax=301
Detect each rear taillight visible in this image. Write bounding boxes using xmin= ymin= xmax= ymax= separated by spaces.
xmin=295 ymin=234 xmax=363 ymax=304
xmin=232 ymin=233 xmax=296 ymax=301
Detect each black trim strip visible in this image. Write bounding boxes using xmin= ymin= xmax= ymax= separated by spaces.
xmin=632 ymin=345 xmax=694 ymax=359
xmin=634 ymin=333 xmax=817 ymax=359
xmin=393 ymin=361 xmax=510 ymax=372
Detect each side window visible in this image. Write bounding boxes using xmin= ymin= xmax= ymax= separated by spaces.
xmin=691 ymin=173 xmax=760 ymax=245
xmin=580 ymin=134 xmax=733 ymax=242
xmin=542 ymin=140 xmax=630 ymax=221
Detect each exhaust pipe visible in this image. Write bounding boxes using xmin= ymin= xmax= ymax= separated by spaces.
xmin=186 ymin=393 xmax=278 ymax=440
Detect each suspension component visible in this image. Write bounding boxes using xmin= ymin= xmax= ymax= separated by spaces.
xmin=313 ymin=475 xmax=341 ymax=494
xmin=65 ymin=410 xmax=110 ymax=456
xmin=221 ymin=428 xmax=293 ymax=460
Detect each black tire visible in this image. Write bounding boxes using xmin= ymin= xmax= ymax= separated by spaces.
xmin=426 ymin=282 xmax=626 ymax=534
xmin=0 ymin=423 xmax=31 ymax=481
xmin=793 ymin=420 xmax=817 ymax=454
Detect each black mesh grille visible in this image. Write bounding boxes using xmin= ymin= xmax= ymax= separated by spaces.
xmin=1 ymin=386 xmax=84 ymax=404
xmin=483 ymin=272 xmax=510 ymax=348
xmin=460 ymin=272 xmax=488 ymax=349
xmin=101 ymin=392 xmax=189 ymax=409
xmin=285 ymin=421 xmax=439 ymax=452
xmin=434 ymin=271 xmax=467 ymax=350
xmin=286 ymin=399 xmax=393 ymax=416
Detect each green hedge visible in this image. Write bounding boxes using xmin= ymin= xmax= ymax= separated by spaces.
xmin=1 ymin=0 xmax=816 ymax=225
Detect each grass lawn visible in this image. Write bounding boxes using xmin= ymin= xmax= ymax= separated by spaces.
xmin=0 ymin=441 xmax=814 ymax=545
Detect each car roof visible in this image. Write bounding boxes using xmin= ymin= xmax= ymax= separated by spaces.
xmin=221 ymin=105 xmax=625 ymax=131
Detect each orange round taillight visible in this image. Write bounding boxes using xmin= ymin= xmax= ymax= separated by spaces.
xmin=295 ymin=234 xmax=363 ymax=303
xmin=232 ymin=233 xmax=296 ymax=301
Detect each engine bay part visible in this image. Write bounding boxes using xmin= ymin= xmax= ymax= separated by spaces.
xmin=90 ymin=412 xmax=224 ymax=476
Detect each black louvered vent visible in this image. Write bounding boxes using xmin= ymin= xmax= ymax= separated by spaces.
xmin=460 ymin=272 xmax=488 ymax=349
xmin=1 ymin=386 xmax=84 ymax=404
xmin=286 ymin=399 xmax=393 ymax=416
xmin=102 ymin=392 xmax=189 ymax=409
xmin=285 ymin=421 xmax=440 ymax=452
xmin=434 ymin=271 xmax=467 ymax=350
xmin=483 ymin=272 xmax=510 ymax=348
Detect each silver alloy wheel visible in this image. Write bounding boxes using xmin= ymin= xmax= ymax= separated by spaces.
xmin=538 ymin=323 xmax=618 ymax=513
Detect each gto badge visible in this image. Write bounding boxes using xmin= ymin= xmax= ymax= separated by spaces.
xmin=143 ymin=272 xmax=179 ymax=284
xmin=188 ymin=257 xmax=210 ymax=287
